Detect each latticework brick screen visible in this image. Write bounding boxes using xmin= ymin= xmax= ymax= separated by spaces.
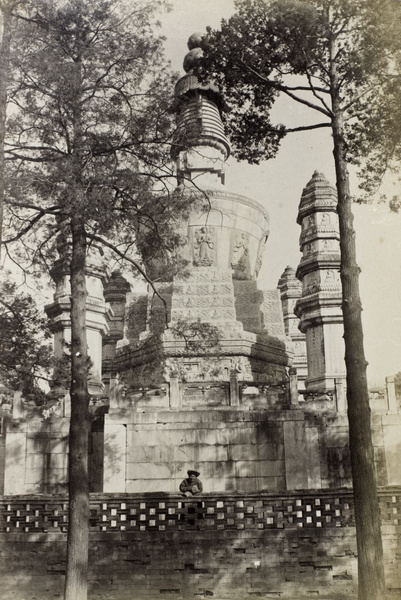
xmin=3 ymin=499 xmax=69 ymax=533
xmin=378 ymin=490 xmax=401 ymax=525
xmin=3 ymin=489 xmax=399 ymax=534
xmin=3 ymin=490 xmax=400 ymax=534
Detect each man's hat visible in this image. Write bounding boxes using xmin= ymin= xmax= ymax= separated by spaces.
xmin=187 ymin=469 xmax=200 ymax=477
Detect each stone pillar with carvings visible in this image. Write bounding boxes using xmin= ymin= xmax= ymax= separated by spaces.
xmin=294 ymin=171 xmax=346 ymax=403
xmin=277 ymin=266 xmax=307 ymax=392
xmin=102 ymin=271 xmax=131 ymax=394
xmin=45 ymin=235 xmax=112 ymax=397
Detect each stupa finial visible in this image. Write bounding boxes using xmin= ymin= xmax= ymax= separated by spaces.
xmin=171 ymin=32 xmax=230 ymax=162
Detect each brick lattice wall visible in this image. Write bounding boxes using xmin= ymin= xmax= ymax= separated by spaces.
xmin=3 ymin=491 xmax=355 ymax=534
xmin=1 ymin=489 xmax=400 ymax=600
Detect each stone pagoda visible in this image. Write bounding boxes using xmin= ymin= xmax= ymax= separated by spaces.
xmin=2 ymin=37 xmax=358 ymax=499
xmin=103 ymin=35 xmax=293 ymax=494
xmin=277 ymin=265 xmax=307 ymax=394
xmin=295 ymin=171 xmax=346 ymax=407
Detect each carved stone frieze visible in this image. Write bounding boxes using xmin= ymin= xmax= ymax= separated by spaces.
xmin=182 ymin=383 xmax=229 ymax=406
xmin=305 ymin=241 xmax=316 ymax=255
xmin=171 ymin=267 xmax=240 ymax=326
xmin=322 ymin=239 xmax=337 ymax=252
xmin=201 ymin=188 xmax=270 ymax=222
xmin=175 ymin=268 xmax=232 ymax=283
xmin=324 ymin=270 xmax=337 ymax=282
xmin=293 ymin=341 xmax=306 ymax=355
xmin=319 ymin=213 xmax=331 ymax=225
xmin=300 ymin=225 xmax=339 ymax=246
xmin=174 ymin=282 xmax=234 ymax=296
xmin=125 ymin=385 xmax=168 ymax=401
xmin=171 ymin=307 xmax=237 ymax=322
xmin=301 ymin=197 xmax=337 ymax=208
xmin=165 ymin=356 xmax=226 ymax=383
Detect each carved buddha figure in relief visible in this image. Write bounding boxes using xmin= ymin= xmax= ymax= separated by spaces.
xmin=194 ymin=226 xmax=214 ymax=266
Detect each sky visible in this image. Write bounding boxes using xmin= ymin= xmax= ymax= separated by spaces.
xmin=160 ymin=0 xmax=401 ymax=386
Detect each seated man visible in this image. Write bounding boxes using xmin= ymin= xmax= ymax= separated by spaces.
xmin=179 ymin=470 xmax=203 ymax=496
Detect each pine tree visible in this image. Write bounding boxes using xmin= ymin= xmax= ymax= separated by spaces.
xmin=3 ymin=1 xmax=177 ymax=598
xmin=198 ymin=2 xmax=401 ymax=598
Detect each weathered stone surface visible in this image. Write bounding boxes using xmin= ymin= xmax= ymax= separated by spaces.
xmin=103 ymin=420 xmax=127 ymax=493
xmin=4 ymin=432 xmax=27 ymax=495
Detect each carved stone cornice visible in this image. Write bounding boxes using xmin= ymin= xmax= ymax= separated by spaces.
xmin=296 ymin=256 xmax=341 ymax=280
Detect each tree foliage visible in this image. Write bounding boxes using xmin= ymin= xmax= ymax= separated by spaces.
xmin=0 ymin=275 xmax=52 ymax=402
xmin=1 ymin=2 xmax=179 ymax=600
xmin=197 ymin=0 xmax=401 ymax=177
xmin=3 ymin=0 xmax=178 ymax=275
xmin=0 ymin=1 xmax=18 ymax=258
xmin=171 ymin=317 xmax=222 ymax=354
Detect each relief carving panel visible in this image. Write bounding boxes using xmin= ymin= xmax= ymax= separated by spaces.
xmin=193 ymin=226 xmax=215 ymax=266
xmin=231 ymin=232 xmax=250 ymax=276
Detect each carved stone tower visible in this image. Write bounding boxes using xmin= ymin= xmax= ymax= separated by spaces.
xmin=295 ymin=171 xmax=346 ymax=406
xmin=45 ymin=237 xmax=112 ymax=398
xmin=103 ymin=35 xmax=292 ymax=494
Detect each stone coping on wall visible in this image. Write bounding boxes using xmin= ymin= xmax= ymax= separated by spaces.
xmin=2 ymin=488 xmax=400 ymax=536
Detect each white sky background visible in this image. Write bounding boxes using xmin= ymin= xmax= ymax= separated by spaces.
xmin=161 ymin=0 xmax=401 ymax=386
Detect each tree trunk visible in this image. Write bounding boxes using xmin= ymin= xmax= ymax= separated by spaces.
xmin=331 ymin=97 xmax=385 ymax=600
xmin=64 ymin=50 xmax=89 ymax=600
xmin=64 ymin=213 xmax=89 ymax=600
xmin=0 ymin=2 xmax=13 ymax=259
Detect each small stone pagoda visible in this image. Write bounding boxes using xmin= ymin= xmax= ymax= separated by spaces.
xmin=295 ymin=171 xmax=345 ymax=406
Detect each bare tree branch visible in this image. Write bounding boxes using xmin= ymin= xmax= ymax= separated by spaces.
xmin=285 ymin=122 xmax=331 ymax=133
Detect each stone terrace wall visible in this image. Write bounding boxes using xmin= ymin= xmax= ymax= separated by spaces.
xmin=1 ymin=489 xmax=400 ymax=600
